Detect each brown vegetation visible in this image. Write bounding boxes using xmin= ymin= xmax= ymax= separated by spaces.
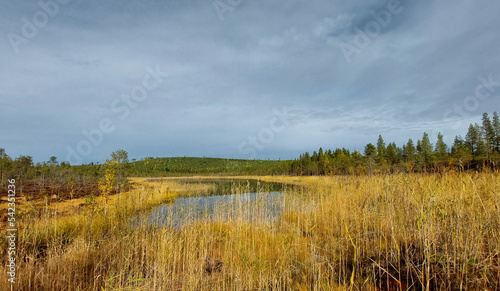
xmin=1 ymin=173 xmax=499 ymax=290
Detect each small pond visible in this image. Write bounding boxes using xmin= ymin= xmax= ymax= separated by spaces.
xmin=139 ymin=179 xmax=293 ymax=228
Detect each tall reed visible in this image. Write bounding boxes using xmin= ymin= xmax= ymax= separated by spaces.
xmin=1 ymin=173 xmax=498 ymax=290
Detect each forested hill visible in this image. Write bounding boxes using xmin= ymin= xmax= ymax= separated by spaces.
xmin=127 ymin=157 xmax=288 ymax=176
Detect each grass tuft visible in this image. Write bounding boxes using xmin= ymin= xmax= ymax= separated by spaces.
xmin=1 ymin=173 xmax=499 ymax=290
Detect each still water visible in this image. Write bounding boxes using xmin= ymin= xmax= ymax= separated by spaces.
xmin=142 ymin=179 xmax=289 ymax=227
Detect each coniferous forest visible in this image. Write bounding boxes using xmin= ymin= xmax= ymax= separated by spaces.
xmin=1 ymin=112 xmax=499 ymax=189
xmin=287 ymin=112 xmax=500 ymax=175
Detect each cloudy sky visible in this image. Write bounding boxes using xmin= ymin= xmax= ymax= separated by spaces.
xmin=1 ymin=0 xmax=499 ymax=164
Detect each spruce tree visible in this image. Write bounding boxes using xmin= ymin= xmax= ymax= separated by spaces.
xmin=417 ymin=132 xmax=434 ymax=169
xmin=493 ymin=112 xmax=500 ymax=153
xmin=386 ymin=142 xmax=398 ymax=165
xmin=364 ymin=143 xmax=377 ymax=157
xmin=434 ymin=133 xmax=448 ymax=163
xmin=482 ymin=113 xmax=494 ymax=158
xmin=465 ymin=123 xmax=486 ymax=161
xmin=376 ymin=135 xmax=386 ymax=165
xmin=403 ymin=138 xmax=415 ymax=162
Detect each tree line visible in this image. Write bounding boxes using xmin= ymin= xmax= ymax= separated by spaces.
xmin=284 ymin=112 xmax=500 ymax=175
xmin=0 ymin=149 xmax=129 ymax=196
xmin=1 ymin=112 xmax=498 ymax=187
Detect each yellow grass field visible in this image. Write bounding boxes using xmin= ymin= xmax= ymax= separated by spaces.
xmin=1 ymin=172 xmax=499 ymax=290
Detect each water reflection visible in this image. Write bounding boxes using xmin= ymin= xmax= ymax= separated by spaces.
xmin=146 ymin=178 xmax=284 ymax=196
xmin=146 ymin=191 xmax=284 ymax=228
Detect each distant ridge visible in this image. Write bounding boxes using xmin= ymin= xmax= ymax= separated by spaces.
xmin=127 ymin=156 xmax=289 ymax=176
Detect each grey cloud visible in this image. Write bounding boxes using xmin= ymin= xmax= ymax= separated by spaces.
xmin=1 ymin=0 xmax=499 ymax=163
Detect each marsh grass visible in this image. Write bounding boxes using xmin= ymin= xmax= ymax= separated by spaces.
xmin=1 ymin=173 xmax=499 ymax=290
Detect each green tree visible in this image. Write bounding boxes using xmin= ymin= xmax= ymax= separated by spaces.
xmin=465 ymin=123 xmax=485 ymax=160
xmin=403 ymin=138 xmax=416 ymax=163
xmin=386 ymin=142 xmax=398 ymax=165
xmin=364 ymin=143 xmax=377 ymax=174
xmin=492 ymin=112 xmax=500 ymax=153
xmin=451 ymin=136 xmax=464 ymax=156
xmin=49 ymin=156 xmax=58 ymax=166
xmin=0 ymin=148 xmax=11 ymax=185
xmin=434 ymin=133 xmax=448 ymax=164
xmin=109 ymin=149 xmax=129 ymax=193
xmin=417 ymin=132 xmax=434 ymax=170
xmin=451 ymin=136 xmax=471 ymax=170
xmin=376 ymin=135 xmax=386 ymax=163
xmin=364 ymin=143 xmax=377 ymax=157
xmin=301 ymin=152 xmax=312 ymax=175
xmin=14 ymin=155 xmax=33 ymax=180
xmin=317 ymin=147 xmax=326 ymax=174
xmin=482 ymin=113 xmax=494 ymax=159
xmin=111 ymin=149 xmax=129 ymax=164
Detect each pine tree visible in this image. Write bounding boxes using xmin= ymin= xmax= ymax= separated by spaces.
xmin=318 ymin=147 xmax=325 ymax=174
xmin=451 ymin=136 xmax=465 ymax=157
xmin=450 ymin=136 xmax=471 ymax=170
xmin=403 ymin=138 xmax=416 ymax=162
xmin=465 ymin=124 xmax=478 ymax=155
xmin=434 ymin=133 xmax=448 ymax=163
xmin=386 ymin=142 xmax=398 ymax=165
xmin=364 ymin=143 xmax=377 ymax=157
xmin=302 ymin=152 xmax=312 ymax=175
xmin=377 ymin=135 xmax=386 ymax=162
xmin=312 ymin=151 xmax=318 ymax=162
xmin=482 ymin=113 xmax=494 ymax=158
xmin=0 ymin=148 xmax=9 ymax=185
xmin=364 ymin=143 xmax=377 ymax=174
xmin=465 ymin=123 xmax=485 ymax=160
xmin=110 ymin=149 xmax=129 ymax=193
xmin=14 ymin=156 xmax=33 ymax=181
xmin=48 ymin=156 xmax=58 ymax=166
xmin=417 ymin=132 xmax=434 ymax=170
xmin=493 ymin=112 xmax=500 ymax=153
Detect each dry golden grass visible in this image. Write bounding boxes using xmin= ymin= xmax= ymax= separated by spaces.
xmin=1 ymin=172 xmax=499 ymax=290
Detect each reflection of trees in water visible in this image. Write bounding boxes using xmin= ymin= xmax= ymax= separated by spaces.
xmin=146 ymin=191 xmax=285 ymax=228
xmin=176 ymin=179 xmax=285 ymax=196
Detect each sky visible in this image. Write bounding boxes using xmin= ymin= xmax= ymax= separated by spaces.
xmin=1 ymin=0 xmax=499 ymax=164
